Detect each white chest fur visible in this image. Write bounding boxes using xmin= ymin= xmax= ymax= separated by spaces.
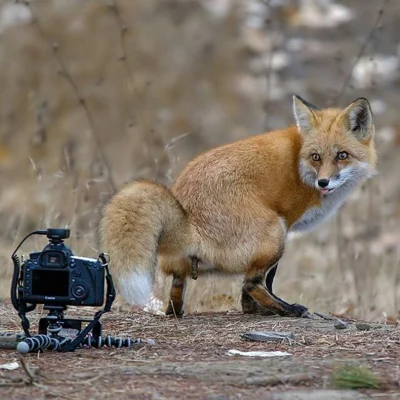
xmin=290 ymin=185 xmax=354 ymax=233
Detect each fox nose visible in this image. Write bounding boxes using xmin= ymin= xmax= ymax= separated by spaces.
xmin=317 ymin=179 xmax=330 ymax=188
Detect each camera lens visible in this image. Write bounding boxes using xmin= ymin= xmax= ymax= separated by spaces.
xmin=71 ymin=283 xmax=87 ymax=299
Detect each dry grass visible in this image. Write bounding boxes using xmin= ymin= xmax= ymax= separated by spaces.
xmin=330 ymin=365 xmax=382 ymax=390
xmin=0 ymin=0 xmax=400 ymax=323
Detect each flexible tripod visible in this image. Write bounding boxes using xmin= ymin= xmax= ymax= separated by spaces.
xmin=38 ymin=305 xmax=102 ymax=339
xmin=17 ymin=304 xmax=141 ymax=354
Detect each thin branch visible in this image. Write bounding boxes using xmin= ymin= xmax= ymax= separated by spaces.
xmin=333 ymin=0 xmax=389 ymax=104
xmin=108 ymin=0 xmax=189 ymax=182
xmin=107 ymin=0 xmax=163 ymax=179
xmin=262 ymin=1 xmax=276 ymax=102
xmin=24 ymin=1 xmax=117 ymax=193
xmin=107 ymin=0 xmax=136 ymax=95
xmin=18 ymin=355 xmax=35 ymax=385
xmin=261 ymin=0 xmax=284 ymax=130
xmin=168 ymin=300 xmax=180 ymax=326
xmin=163 ymin=132 xmax=192 ymax=151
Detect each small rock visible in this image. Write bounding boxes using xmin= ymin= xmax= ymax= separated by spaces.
xmin=334 ymin=319 xmax=349 ymax=330
xmin=356 ymin=323 xmax=371 ymax=331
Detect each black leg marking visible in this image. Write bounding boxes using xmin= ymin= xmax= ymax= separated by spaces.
xmin=265 ymin=262 xmax=278 ymax=293
xmin=244 ymin=262 xmax=312 ymax=318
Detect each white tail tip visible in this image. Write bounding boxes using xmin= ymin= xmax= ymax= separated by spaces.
xmin=118 ymin=270 xmax=153 ymax=306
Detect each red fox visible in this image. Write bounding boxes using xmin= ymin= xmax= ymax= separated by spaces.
xmin=99 ymin=96 xmax=377 ymax=318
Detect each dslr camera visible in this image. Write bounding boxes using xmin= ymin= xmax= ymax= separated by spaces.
xmin=10 ymin=228 xmax=119 ymax=354
xmin=16 ymin=228 xmax=105 ymax=306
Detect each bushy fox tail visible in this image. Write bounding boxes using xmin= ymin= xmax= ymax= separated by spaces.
xmin=99 ymin=180 xmax=189 ymax=306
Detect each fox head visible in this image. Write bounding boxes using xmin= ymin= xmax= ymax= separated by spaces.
xmin=293 ymin=95 xmax=377 ymax=195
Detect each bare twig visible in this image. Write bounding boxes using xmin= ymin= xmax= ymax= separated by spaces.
xmin=261 ymin=0 xmax=279 ymax=129
xmin=168 ymin=300 xmax=180 ymax=326
xmin=18 ymin=355 xmax=35 ymax=385
xmin=107 ymin=0 xmax=136 ymax=94
xmin=222 ymin=294 xmax=240 ymax=313
xmin=164 ymin=132 xmax=192 ymax=151
xmin=333 ymin=0 xmax=389 ymax=103
xmin=335 ymin=211 xmax=349 ymax=288
xmin=24 ymin=1 xmax=117 ymax=193
xmin=107 ymin=0 xmax=164 ymax=179
xmin=394 ymin=255 xmax=400 ymax=314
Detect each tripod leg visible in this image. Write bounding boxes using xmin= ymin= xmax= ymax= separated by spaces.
xmin=38 ymin=318 xmax=49 ymax=334
xmin=92 ymin=320 xmax=103 ymax=339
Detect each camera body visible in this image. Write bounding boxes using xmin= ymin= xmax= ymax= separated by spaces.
xmin=20 ymin=229 xmax=105 ymax=307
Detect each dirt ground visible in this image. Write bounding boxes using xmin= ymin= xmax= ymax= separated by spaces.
xmin=0 ymin=301 xmax=399 ymax=400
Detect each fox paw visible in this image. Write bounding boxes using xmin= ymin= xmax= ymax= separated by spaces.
xmin=290 ymin=303 xmax=311 ymax=318
xmin=165 ymin=305 xmax=184 ymax=318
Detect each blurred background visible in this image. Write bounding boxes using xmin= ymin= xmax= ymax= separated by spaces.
xmin=0 ymin=0 xmax=399 ymax=322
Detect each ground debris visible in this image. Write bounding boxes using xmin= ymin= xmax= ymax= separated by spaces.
xmin=240 ymin=330 xmax=295 ymax=343
xmin=0 ymin=304 xmax=399 ymax=399
xmin=268 ymin=389 xmax=372 ymax=400
xmin=0 ymin=361 xmax=19 ymax=370
xmin=334 ymin=319 xmax=349 ymax=330
xmin=356 ymin=323 xmax=372 ymax=331
xmin=227 ymin=349 xmax=291 ymax=357
xmin=245 ymin=373 xmax=315 ymax=386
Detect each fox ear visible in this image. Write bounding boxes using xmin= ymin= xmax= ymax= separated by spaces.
xmin=292 ymin=95 xmax=319 ymax=134
xmin=342 ymin=97 xmax=374 ymax=140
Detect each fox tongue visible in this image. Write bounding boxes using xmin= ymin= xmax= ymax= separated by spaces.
xmin=320 ymin=188 xmax=330 ymax=195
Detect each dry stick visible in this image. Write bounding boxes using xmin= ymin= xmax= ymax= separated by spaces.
xmin=18 ymin=355 xmax=35 ymax=385
xmin=335 ymin=210 xmax=351 ymax=305
xmin=107 ymin=0 xmax=136 ymax=95
xmin=108 ymin=0 xmax=193 ymax=183
xmin=333 ymin=0 xmax=389 ymax=104
xmin=222 ymin=295 xmax=240 ymax=313
xmin=107 ymin=0 xmax=164 ymax=178
xmin=168 ymin=300 xmax=180 ymax=326
xmin=24 ymin=2 xmax=117 ymax=193
xmin=365 ymin=181 xmax=377 ymax=308
xmin=163 ymin=132 xmax=192 ymax=152
xmin=395 ymin=257 xmax=400 ymax=314
xmin=261 ymin=0 xmax=280 ymax=130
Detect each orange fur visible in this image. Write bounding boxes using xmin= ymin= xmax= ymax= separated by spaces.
xmin=99 ymin=95 xmax=377 ymax=317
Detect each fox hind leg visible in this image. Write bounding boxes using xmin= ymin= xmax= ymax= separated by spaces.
xmin=239 ymin=217 xmax=309 ymax=317
xmin=243 ymin=253 xmax=310 ymax=318
xmin=241 ymin=262 xmax=283 ymax=316
xmin=241 ymin=288 xmax=277 ymax=316
xmin=165 ymin=273 xmax=187 ymax=318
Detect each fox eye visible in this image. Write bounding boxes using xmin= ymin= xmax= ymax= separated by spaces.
xmin=311 ymin=153 xmax=321 ymax=161
xmin=337 ymin=151 xmax=348 ymax=160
